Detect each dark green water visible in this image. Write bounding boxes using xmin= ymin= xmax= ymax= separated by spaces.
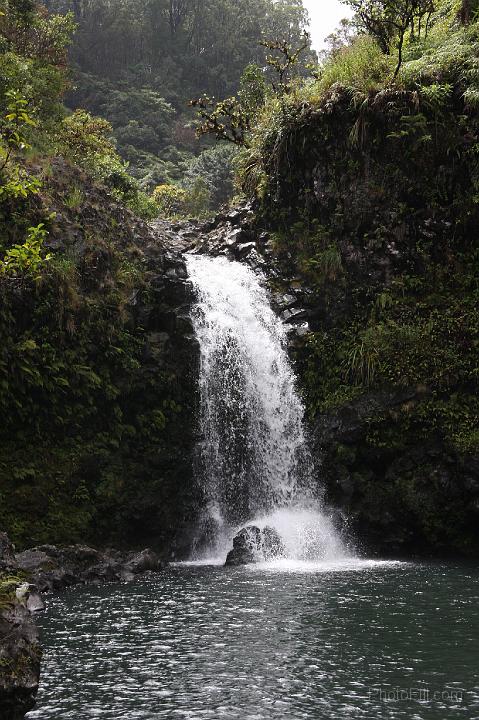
xmin=27 ymin=559 xmax=479 ymax=719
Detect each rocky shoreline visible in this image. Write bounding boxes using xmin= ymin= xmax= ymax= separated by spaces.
xmin=0 ymin=533 xmax=165 ymax=719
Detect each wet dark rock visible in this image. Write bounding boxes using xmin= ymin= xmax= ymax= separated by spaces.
xmin=0 ymin=536 xmax=42 ymax=719
xmin=0 ymin=594 xmax=41 ymax=720
xmin=175 ymin=313 xmax=195 ymax=335
xmin=15 ymin=584 xmax=45 ymax=614
xmin=15 ymin=544 xmax=164 ymax=593
xmin=124 ymin=549 xmax=162 ymax=574
xmin=273 ymin=292 xmax=297 ymax=311
xmin=281 ymin=307 xmax=309 ymax=324
xmin=261 ymin=526 xmax=285 ymax=559
xmin=225 ymin=526 xmax=262 ymax=566
xmin=224 ymin=227 xmax=244 ymax=246
xmin=334 ymin=470 xmax=355 ymax=500
xmin=245 ymin=248 xmax=267 ymax=271
xmin=166 ymin=266 xmax=186 ymax=280
xmin=314 ymin=388 xmax=419 ymax=446
xmin=286 ymin=323 xmax=310 ymax=340
xmin=314 ymin=389 xmax=479 ymax=556
xmin=235 ymin=241 xmax=257 ymax=258
xmin=209 ymin=202 xmax=254 ymax=230
xmin=147 ymin=331 xmax=170 ymax=346
xmin=225 ymin=526 xmax=285 ymax=566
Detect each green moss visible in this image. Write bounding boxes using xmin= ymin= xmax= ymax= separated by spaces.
xmin=0 ymin=575 xmax=25 ymax=609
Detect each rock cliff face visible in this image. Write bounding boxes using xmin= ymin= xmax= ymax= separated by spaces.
xmin=0 ymin=597 xmax=41 ymax=720
xmin=2 ymin=144 xmax=477 ymax=560
xmin=0 ymin=160 xmax=200 ymax=555
xmin=249 ymin=88 xmax=479 ymax=557
xmin=0 ymin=535 xmax=41 ymax=720
xmin=187 ymin=198 xmax=479 ymax=558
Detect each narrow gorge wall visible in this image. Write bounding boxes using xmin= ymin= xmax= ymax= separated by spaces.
xmin=0 ymin=161 xmax=200 ymax=555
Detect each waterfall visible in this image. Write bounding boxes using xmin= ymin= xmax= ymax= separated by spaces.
xmin=186 ymin=254 xmax=348 ymax=563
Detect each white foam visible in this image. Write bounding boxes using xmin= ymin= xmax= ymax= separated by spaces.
xmin=250 ymin=558 xmax=405 ymax=573
xmin=174 ymin=558 xmax=405 ymax=574
xmin=240 ymin=506 xmax=349 ymax=562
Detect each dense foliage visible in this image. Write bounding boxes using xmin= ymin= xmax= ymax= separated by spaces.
xmin=0 ymin=0 xmax=198 ymax=550
xmin=42 ymin=0 xmax=315 ymax=209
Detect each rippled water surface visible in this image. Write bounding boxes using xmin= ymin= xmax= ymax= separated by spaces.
xmin=28 ymin=560 xmax=479 ymax=719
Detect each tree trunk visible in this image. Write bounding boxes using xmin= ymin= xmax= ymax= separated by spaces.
xmin=393 ymin=31 xmax=405 ymax=80
xmin=458 ymin=0 xmax=478 ymax=24
xmin=72 ymin=0 xmax=82 ymax=19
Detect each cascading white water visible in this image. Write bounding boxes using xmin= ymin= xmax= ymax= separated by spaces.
xmin=186 ymin=253 xmax=349 ymax=563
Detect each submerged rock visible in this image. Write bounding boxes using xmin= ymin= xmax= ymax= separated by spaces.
xmin=225 ymin=526 xmax=285 ymax=566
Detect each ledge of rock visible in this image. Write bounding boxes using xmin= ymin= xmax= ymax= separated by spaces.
xmin=0 ymin=594 xmax=42 ymax=720
xmin=15 ymin=545 xmax=166 ymax=593
xmin=183 ymin=204 xmax=314 ymax=346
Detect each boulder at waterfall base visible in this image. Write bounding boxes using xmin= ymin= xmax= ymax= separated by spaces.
xmin=225 ymin=526 xmax=285 ymax=566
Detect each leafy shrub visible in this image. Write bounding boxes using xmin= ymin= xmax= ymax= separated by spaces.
xmin=151 ymin=179 xmax=211 ymax=219
xmin=60 ymin=110 xmax=161 ymax=218
xmin=153 ymin=183 xmax=188 ymax=217
xmin=183 ymin=177 xmax=211 ymax=218
xmin=0 ymin=89 xmax=41 ymax=200
xmin=1 ymin=223 xmax=52 ymax=279
xmin=60 ymin=110 xmax=117 ymax=171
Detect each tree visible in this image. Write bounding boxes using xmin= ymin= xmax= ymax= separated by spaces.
xmin=320 ymin=18 xmax=356 ymax=62
xmin=260 ymin=33 xmax=311 ymax=93
xmin=0 ymin=0 xmax=75 ymax=64
xmin=458 ymin=0 xmax=479 ymax=24
xmin=183 ymin=144 xmax=238 ymax=209
xmin=40 ymin=0 xmax=315 ymax=194
xmin=191 ymin=35 xmax=310 ymax=146
xmin=342 ymin=0 xmax=435 ymax=78
xmin=191 ymin=95 xmax=251 ymax=146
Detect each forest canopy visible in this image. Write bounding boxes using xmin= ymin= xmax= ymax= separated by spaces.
xmin=42 ymin=0 xmax=316 ymax=206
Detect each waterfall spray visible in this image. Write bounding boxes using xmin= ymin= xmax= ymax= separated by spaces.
xmin=186 ymin=254 xmax=349 ymax=563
